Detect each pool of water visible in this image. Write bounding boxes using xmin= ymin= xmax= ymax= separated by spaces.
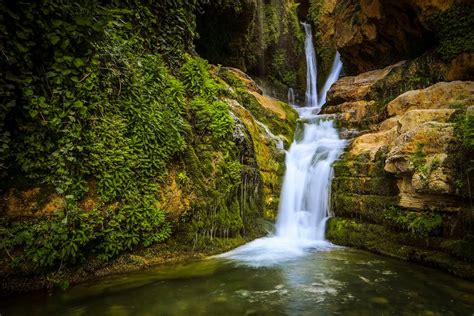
xmin=2 ymin=247 xmax=473 ymax=315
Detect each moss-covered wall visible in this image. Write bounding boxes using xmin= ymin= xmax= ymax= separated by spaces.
xmin=0 ymin=1 xmax=297 ymax=281
xmin=195 ymin=0 xmax=307 ymax=100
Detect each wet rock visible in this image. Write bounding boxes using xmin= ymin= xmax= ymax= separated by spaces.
xmin=1 ymin=187 xmax=65 ymax=218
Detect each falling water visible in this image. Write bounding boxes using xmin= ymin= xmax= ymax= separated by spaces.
xmin=302 ymin=22 xmax=318 ymax=108
xmin=287 ymin=87 xmax=296 ymax=106
xmin=256 ymin=121 xmax=285 ymax=151
xmin=319 ymin=52 xmax=343 ymax=106
xmin=275 ymin=116 xmax=345 ymax=241
xmin=221 ymin=23 xmax=345 ymax=266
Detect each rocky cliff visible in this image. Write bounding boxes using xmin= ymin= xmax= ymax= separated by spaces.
xmin=326 ymin=76 xmax=473 ymax=278
xmin=310 ymin=0 xmax=473 ymax=75
xmin=315 ymin=0 xmax=474 ymax=277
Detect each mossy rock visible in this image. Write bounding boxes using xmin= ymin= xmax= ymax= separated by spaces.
xmin=332 ymin=176 xmax=398 ymax=196
xmin=331 ymin=193 xmax=399 ymax=224
xmin=326 ymin=218 xmax=474 ymax=279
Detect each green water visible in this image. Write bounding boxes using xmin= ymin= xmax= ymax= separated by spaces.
xmin=1 ymin=247 xmax=473 ymax=315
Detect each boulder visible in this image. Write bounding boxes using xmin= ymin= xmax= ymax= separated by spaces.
xmin=397 ymin=109 xmax=455 ymax=133
xmin=387 ymin=81 xmax=474 ymax=116
xmin=330 ymin=75 xmax=472 ymax=212
xmin=326 ymin=61 xmax=406 ymax=105
xmin=384 ymin=122 xmax=455 ymax=174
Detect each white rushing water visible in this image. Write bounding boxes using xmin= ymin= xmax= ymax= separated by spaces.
xmin=319 ymin=52 xmax=343 ymax=107
xmin=303 ymin=22 xmax=318 ymax=108
xmin=221 ymin=23 xmax=345 ymax=266
xmin=256 ymin=120 xmax=285 ymax=151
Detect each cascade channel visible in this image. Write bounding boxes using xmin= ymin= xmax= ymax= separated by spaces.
xmin=221 ymin=23 xmax=345 ymax=266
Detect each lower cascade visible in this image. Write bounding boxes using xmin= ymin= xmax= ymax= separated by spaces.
xmin=221 ymin=23 xmax=346 ymax=266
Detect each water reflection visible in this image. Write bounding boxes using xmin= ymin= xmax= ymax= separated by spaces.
xmin=2 ymin=248 xmax=473 ymax=315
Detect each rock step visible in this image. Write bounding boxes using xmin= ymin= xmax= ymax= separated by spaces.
xmin=333 ymin=159 xmax=387 ymax=178
xmin=331 ymin=193 xmax=399 ymax=224
xmin=332 ymin=176 xmax=398 ymax=196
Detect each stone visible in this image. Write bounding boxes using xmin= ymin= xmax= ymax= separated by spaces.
xmin=324 ymin=100 xmax=379 ymax=130
xmin=397 ymin=109 xmax=456 ymax=133
xmin=350 ymin=127 xmax=398 ymax=159
xmin=378 ymin=116 xmax=399 ymax=131
xmin=316 ymin=0 xmax=461 ymax=74
xmin=385 ymin=122 xmax=455 ymax=174
xmin=1 ymin=187 xmax=65 ymax=218
xmin=446 ymin=53 xmax=474 ymax=81
xmin=222 ymin=67 xmax=262 ymax=94
xmin=326 ymin=61 xmax=406 ymax=105
xmin=387 ymin=81 xmax=474 ymax=116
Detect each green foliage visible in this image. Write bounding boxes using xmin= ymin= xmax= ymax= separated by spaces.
xmin=384 ymin=207 xmax=443 ymax=237
xmin=427 ymin=4 xmax=474 ymax=60
xmin=237 ymin=89 xmax=296 ymax=141
xmin=407 ymin=142 xmax=443 ymax=184
xmin=180 ymin=56 xmax=221 ymax=98
xmin=1 ymin=209 xmax=94 ymax=268
xmin=96 ymin=199 xmax=171 ymax=261
xmin=189 ymin=98 xmax=234 ymax=142
xmin=308 ymin=0 xmax=324 ymax=27
xmin=0 ymin=0 xmax=268 ymax=271
xmin=452 ymin=110 xmax=474 ymax=199
xmin=0 ymin=1 xmax=213 ymax=269
xmin=0 ymin=200 xmax=170 ymax=269
xmin=408 ymin=142 xmax=426 ymax=171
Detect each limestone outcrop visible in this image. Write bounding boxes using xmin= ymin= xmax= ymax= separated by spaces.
xmin=326 ymin=63 xmax=474 ymax=276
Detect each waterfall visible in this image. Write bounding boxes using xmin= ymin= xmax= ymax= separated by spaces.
xmin=275 ymin=117 xmax=345 ymax=240
xmin=221 ymin=24 xmax=345 ymax=267
xmin=318 ymin=52 xmax=343 ymax=106
xmin=256 ymin=121 xmax=285 ymax=151
xmin=287 ymin=87 xmax=296 ymax=106
xmin=302 ymin=22 xmax=318 ymax=108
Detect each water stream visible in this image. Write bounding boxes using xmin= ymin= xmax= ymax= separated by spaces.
xmin=220 ymin=22 xmax=345 ymax=267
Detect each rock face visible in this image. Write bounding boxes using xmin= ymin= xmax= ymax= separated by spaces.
xmin=314 ymin=0 xmax=474 ymax=75
xmin=325 ymin=63 xmax=474 ymax=277
xmin=196 ymin=0 xmax=307 ymax=98
xmin=322 ymin=56 xmax=459 ymax=131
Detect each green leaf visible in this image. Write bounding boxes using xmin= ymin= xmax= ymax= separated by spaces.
xmin=49 ymin=35 xmax=60 ymax=45
xmin=73 ymin=100 xmax=83 ymax=108
xmin=73 ymin=58 xmax=85 ymax=68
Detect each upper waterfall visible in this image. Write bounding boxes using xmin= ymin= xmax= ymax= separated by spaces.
xmin=319 ymin=52 xmax=343 ymax=107
xmin=302 ymin=22 xmax=318 ymax=108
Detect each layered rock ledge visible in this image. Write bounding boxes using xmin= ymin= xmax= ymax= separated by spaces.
xmin=324 ymin=62 xmax=474 ymax=278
